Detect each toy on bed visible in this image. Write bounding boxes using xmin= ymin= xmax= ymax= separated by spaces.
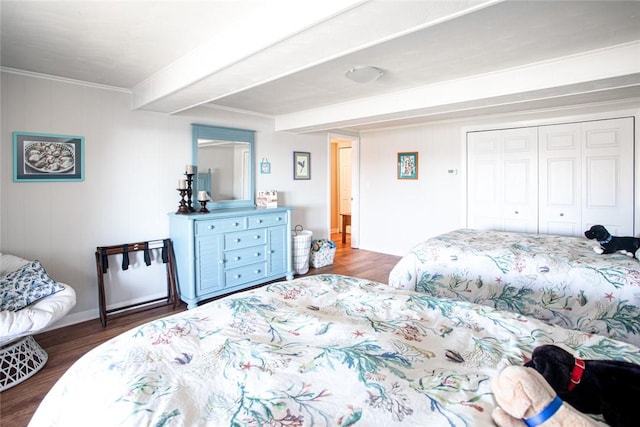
xmin=525 ymin=344 xmax=640 ymax=427
xmin=584 ymin=224 xmax=640 ymax=258
xmin=492 ymin=365 xmax=597 ymax=427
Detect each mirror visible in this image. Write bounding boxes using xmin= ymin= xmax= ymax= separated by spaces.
xmin=192 ymin=124 xmax=255 ymax=209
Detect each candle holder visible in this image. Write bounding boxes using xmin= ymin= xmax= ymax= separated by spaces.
xmin=176 ymin=189 xmax=189 ymax=214
xmin=185 ymin=173 xmax=196 ymax=212
xmin=198 ymin=200 xmax=209 ymax=213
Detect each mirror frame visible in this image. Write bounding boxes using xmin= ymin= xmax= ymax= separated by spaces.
xmin=192 ymin=123 xmax=255 ymax=210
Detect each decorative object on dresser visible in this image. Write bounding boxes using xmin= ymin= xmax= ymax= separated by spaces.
xmin=257 ymin=190 xmax=278 ymax=208
xmin=170 ymin=207 xmax=294 ymax=308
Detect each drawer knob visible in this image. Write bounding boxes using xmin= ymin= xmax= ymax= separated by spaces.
xmin=254 ymin=252 xmax=260 ymax=257
xmin=235 ymin=256 xmax=241 ymax=261
xmin=560 ymin=213 xmax=564 ymax=217
xmin=257 ymin=219 xmax=263 ymax=223
xmin=234 ymin=222 xmax=239 ymax=227
xmin=235 ymin=238 xmax=241 ymax=243
xmin=235 ymin=274 xmax=241 ymax=279
xmin=208 ymin=225 xmax=214 ymax=230
xmin=277 ymin=217 xmax=282 ymax=221
xmin=254 ymin=270 xmax=261 ymax=274
xmin=254 ymin=235 xmax=260 ymax=239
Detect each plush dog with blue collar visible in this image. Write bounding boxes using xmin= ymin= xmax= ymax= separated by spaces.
xmin=525 ymin=344 xmax=640 ymax=427
xmin=584 ymin=224 xmax=640 ymax=258
xmin=491 ymin=365 xmax=598 ymax=427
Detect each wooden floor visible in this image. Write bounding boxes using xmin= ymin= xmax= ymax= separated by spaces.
xmin=0 ymin=233 xmax=400 ymax=426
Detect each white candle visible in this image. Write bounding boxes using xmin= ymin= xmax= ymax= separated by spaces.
xmin=178 ymin=179 xmax=187 ymax=189
xmin=198 ymin=191 xmax=208 ymax=201
xmin=185 ymin=164 xmax=194 ymax=174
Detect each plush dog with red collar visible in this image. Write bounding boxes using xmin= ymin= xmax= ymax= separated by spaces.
xmin=584 ymin=224 xmax=640 ymax=258
xmin=524 ymin=344 xmax=640 ymax=427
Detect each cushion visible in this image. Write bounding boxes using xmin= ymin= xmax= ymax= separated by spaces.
xmin=0 ymin=260 xmax=65 ymax=312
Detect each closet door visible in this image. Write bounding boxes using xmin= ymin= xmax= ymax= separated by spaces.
xmin=539 ymin=118 xmax=634 ymax=236
xmin=538 ymin=123 xmax=582 ymax=235
xmin=581 ymin=117 xmax=634 ymax=235
xmin=467 ymin=127 xmax=538 ymax=233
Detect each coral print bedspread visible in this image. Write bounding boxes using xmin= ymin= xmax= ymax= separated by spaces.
xmin=388 ymin=229 xmax=640 ymax=346
xmin=30 ymin=274 xmax=640 ymax=427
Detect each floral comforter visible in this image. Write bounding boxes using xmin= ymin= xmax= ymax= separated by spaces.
xmin=389 ymin=229 xmax=640 ymax=346
xmin=30 ymin=274 xmax=639 ymax=427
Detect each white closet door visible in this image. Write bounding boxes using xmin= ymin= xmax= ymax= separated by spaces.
xmin=501 ymin=128 xmax=539 ymax=233
xmin=539 ymin=123 xmax=582 ymax=236
xmin=581 ymin=117 xmax=634 ymax=235
xmin=467 ymin=127 xmax=538 ymax=232
xmin=467 ymin=130 xmax=502 ymax=230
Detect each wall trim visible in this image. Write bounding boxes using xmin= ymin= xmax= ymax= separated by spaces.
xmin=1 ymin=67 xmax=131 ymax=93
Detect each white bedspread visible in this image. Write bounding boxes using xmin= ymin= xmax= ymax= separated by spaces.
xmin=30 ymin=274 xmax=638 ymax=426
xmin=389 ymin=229 xmax=640 ymax=346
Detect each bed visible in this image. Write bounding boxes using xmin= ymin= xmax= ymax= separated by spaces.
xmin=30 ymin=274 xmax=639 ymax=426
xmin=388 ymin=229 xmax=640 ymax=346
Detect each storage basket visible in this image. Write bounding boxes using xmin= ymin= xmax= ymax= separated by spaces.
xmin=292 ymin=225 xmax=312 ymax=275
xmin=310 ymin=239 xmax=336 ymax=268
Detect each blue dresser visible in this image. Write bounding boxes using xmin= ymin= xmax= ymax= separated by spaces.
xmin=169 ymin=207 xmax=294 ymax=308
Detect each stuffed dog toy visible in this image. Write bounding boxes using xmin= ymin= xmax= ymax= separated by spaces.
xmin=492 ymin=365 xmax=597 ymax=427
xmin=584 ymin=224 xmax=640 ymax=258
xmin=525 ymin=344 xmax=640 ymax=427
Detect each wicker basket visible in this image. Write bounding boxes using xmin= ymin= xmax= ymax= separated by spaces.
xmin=310 ymin=246 xmax=336 ymax=268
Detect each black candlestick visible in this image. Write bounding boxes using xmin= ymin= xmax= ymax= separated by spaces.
xmin=185 ymin=173 xmax=196 ymax=212
xmin=176 ymin=189 xmax=189 ymax=214
xmin=198 ymin=200 xmax=209 ymax=213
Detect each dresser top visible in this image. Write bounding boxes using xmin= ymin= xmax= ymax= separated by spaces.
xmin=169 ymin=206 xmax=293 ymax=220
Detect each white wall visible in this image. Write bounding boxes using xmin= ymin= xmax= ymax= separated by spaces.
xmin=357 ymin=102 xmax=640 ymax=256
xmin=0 ymin=72 xmax=328 ymax=326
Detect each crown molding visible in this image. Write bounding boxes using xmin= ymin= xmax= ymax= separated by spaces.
xmin=0 ymin=67 xmax=131 ymax=93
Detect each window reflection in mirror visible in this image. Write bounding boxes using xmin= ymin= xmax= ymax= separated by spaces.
xmin=192 ymin=124 xmax=255 ymax=209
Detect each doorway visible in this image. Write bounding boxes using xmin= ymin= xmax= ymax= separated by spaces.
xmin=329 ymin=134 xmax=359 ymax=248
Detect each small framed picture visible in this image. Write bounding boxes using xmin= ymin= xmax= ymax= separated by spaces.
xmin=397 ymin=152 xmax=418 ymax=180
xmin=13 ymin=132 xmax=84 ymax=182
xmin=260 ymin=158 xmax=271 ymax=174
xmin=293 ymin=151 xmax=310 ymax=180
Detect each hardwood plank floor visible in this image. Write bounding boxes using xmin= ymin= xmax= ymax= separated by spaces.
xmin=0 ymin=233 xmax=400 ymax=426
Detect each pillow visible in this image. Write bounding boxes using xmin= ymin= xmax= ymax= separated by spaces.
xmin=0 ymin=260 xmax=65 ymax=311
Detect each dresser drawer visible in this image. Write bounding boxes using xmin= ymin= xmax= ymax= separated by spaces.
xmin=196 ymin=218 xmax=245 ymax=236
xmin=247 ymin=213 xmax=288 ymax=229
xmin=226 ymin=262 xmax=267 ymax=287
xmin=225 ymin=229 xmax=266 ymax=250
xmin=225 ymin=245 xmax=266 ymax=269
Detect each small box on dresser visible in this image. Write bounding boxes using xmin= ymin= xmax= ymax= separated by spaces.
xmin=169 ymin=206 xmax=294 ymax=308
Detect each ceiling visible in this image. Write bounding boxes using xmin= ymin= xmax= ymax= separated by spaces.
xmin=1 ymin=0 xmax=639 ymax=133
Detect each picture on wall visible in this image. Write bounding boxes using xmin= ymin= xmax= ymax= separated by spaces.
xmin=397 ymin=151 xmax=418 ymax=180
xmin=13 ymin=132 xmax=84 ymax=182
xmin=293 ymin=151 xmax=310 ymax=180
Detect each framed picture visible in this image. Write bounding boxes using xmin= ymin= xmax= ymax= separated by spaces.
xmin=293 ymin=151 xmax=310 ymax=180
xmin=260 ymin=158 xmax=271 ymax=174
xmin=13 ymin=132 xmax=84 ymax=182
xmin=397 ymin=151 xmax=418 ymax=180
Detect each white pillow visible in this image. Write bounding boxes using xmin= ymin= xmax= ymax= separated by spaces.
xmin=0 ymin=260 xmax=65 ymax=312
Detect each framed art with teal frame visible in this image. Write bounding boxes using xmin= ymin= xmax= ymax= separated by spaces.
xmin=397 ymin=151 xmax=418 ymax=180
xmin=13 ymin=132 xmax=84 ymax=182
